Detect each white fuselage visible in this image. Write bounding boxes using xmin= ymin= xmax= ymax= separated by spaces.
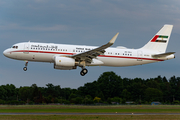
xmin=3 ymin=25 xmax=175 ymax=76
xmin=3 ymin=42 xmax=171 ymax=67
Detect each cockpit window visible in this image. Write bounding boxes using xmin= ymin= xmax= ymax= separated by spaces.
xmin=12 ymin=46 xmax=18 ymax=49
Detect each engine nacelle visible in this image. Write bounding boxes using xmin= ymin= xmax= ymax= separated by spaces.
xmin=54 ymin=57 xmax=75 ymax=67
xmin=54 ymin=65 xmax=76 ymax=70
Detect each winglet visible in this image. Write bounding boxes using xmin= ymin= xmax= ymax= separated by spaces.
xmin=109 ymin=32 xmax=119 ymax=44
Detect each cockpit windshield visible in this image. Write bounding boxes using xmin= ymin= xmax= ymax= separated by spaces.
xmin=12 ymin=46 xmax=18 ymax=49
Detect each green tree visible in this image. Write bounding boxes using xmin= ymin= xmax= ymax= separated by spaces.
xmin=46 ymin=83 xmax=56 ymax=97
xmin=19 ymin=86 xmax=31 ymax=102
xmin=144 ymin=88 xmax=163 ymax=102
xmin=83 ymin=95 xmax=93 ymax=104
xmin=83 ymin=81 xmax=99 ymax=99
xmin=97 ymin=71 xmax=123 ymax=100
xmin=0 ymin=86 xmax=7 ymax=100
xmin=121 ymin=89 xmax=131 ymax=101
xmin=31 ymin=84 xmax=43 ymax=103
xmin=146 ymin=80 xmax=160 ymax=89
xmin=111 ymin=97 xmax=123 ymax=104
xmin=61 ymin=88 xmax=72 ymax=100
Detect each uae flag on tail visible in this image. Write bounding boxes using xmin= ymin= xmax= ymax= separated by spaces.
xmin=151 ymin=35 xmax=168 ymax=43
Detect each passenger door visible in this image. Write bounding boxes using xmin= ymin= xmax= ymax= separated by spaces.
xmin=24 ymin=43 xmax=29 ymax=54
xmin=137 ymin=50 xmax=143 ymax=61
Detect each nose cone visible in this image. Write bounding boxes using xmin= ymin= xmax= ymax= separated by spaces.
xmin=3 ymin=49 xmax=9 ymax=57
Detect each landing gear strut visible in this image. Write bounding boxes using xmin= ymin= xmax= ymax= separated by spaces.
xmin=23 ymin=61 xmax=28 ymax=71
xmin=80 ymin=68 xmax=88 ymax=76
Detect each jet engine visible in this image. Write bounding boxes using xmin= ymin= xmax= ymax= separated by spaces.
xmin=54 ymin=57 xmax=76 ymax=70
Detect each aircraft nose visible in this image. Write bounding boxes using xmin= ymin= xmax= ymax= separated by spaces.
xmin=3 ymin=49 xmax=9 ymax=57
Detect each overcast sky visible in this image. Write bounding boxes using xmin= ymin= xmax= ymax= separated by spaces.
xmin=1 ymin=0 xmax=180 ymax=88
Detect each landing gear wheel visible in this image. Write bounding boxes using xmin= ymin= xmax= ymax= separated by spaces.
xmin=23 ymin=67 xmax=27 ymax=71
xmin=82 ymin=68 xmax=88 ymax=74
xmin=80 ymin=71 xmax=85 ymax=76
xmin=23 ymin=61 xmax=28 ymax=71
xmin=80 ymin=68 xmax=88 ymax=76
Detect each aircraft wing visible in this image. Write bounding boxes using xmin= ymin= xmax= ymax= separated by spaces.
xmin=152 ymin=52 xmax=175 ymax=58
xmin=71 ymin=32 xmax=119 ymax=63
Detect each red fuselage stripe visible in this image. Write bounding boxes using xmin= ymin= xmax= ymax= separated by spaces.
xmin=11 ymin=50 xmax=164 ymax=61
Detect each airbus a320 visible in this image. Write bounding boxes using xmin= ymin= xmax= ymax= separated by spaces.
xmin=3 ymin=25 xmax=175 ymax=76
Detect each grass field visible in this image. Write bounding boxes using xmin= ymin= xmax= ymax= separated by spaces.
xmin=0 ymin=105 xmax=180 ymax=113
xmin=0 ymin=115 xmax=180 ymax=120
xmin=0 ymin=105 xmax=180 ymax=120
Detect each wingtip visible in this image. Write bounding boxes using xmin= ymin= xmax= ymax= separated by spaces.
xmin=109 ymin=32 xmax=119 ymax=44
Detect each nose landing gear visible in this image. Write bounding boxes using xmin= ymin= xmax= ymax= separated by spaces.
xmin=23 ymin=61 xmax=28 ymax=71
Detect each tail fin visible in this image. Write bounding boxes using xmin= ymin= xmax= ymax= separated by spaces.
xmin=141 ymin=24 xmax=173 ymax=53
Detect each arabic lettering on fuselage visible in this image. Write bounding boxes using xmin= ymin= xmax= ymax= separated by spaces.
xmin=31 ymin=45 xmax=92 ymax=51
xmin=31 ymin=45 xmax=58 ymax=49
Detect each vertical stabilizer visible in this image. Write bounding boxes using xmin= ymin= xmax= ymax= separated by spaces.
xmin=141 ymin=25 xmax=173 ymax=53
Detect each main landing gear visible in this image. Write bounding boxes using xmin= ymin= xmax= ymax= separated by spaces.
xmin=23 ymin=61 xmax=28 ymax=71
xmin=80 ymin=68 xmax=88 ymax=76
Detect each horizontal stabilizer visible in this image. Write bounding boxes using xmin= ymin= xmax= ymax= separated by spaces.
xmin=152 ymin=52 xmax=175 ymax=58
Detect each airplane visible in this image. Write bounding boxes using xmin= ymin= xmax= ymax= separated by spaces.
xmin=3 ymin=24 xmax=175 ymax=76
